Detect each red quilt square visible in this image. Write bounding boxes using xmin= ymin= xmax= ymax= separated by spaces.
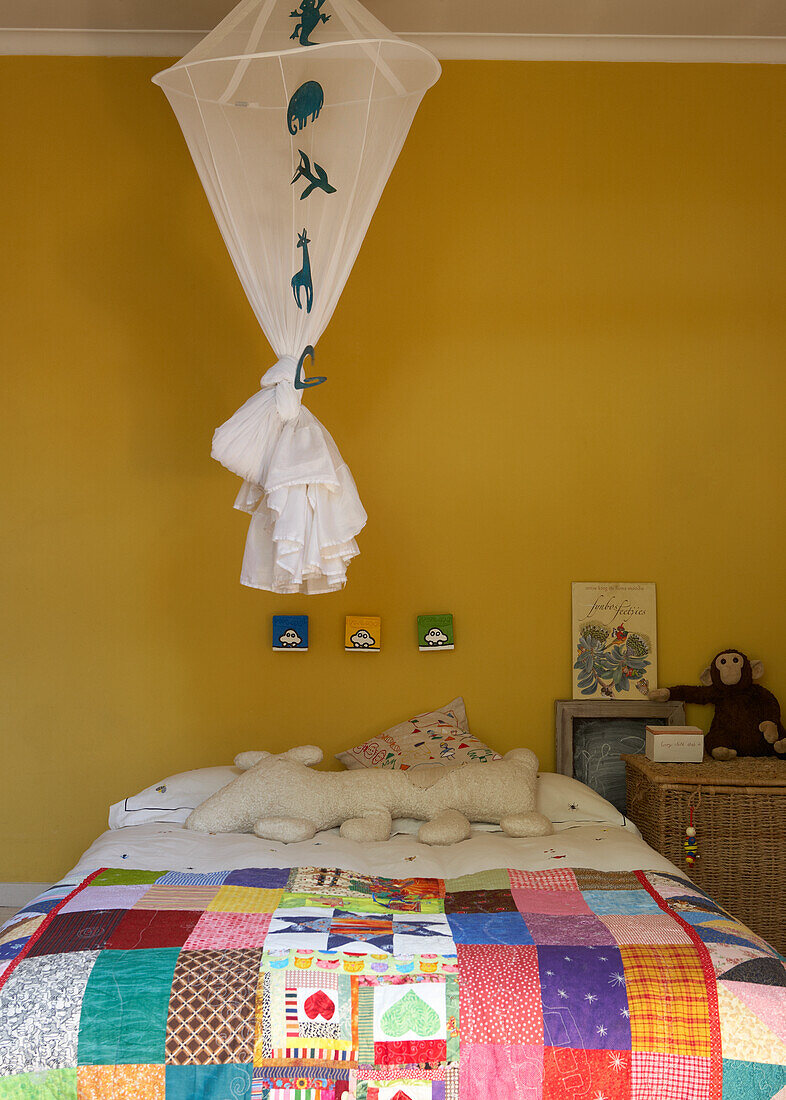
xmin=373 ymin=1039 xmax=446 ymax=1065
xmin=509 ymin=869 xmax=579 ymax=892
xmin=513 ymin=889 xmax=592 ymax=916
xmin=458 ymin=944 xmax=543 ymax=1044
xmin=630 ymin=1052 xmax=712 ymax=1098
xmin=544 ymin=1048 xmax=631 ymax=1099
xmin=27 ymin=909 xmax=126 ymax=956
xmin=106 ymin=909 xmax=202 ymax=950
xmin=459 ymin=1043 xmax=544 ymax=1098
xmin=184 ymin=912 xmax=272 ymax=950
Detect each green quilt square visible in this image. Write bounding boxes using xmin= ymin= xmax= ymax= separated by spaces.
xmin=90 ymin=869 xmax=165 ymax=887
xmin=444 ymin=869 xmax=510 ymax=892
xmin=445 ymin=975 xmax=460 ymax=1063
xmin=77 ymin=948 xmax=180 ymax=1065
xmin=722 ymin=1059 xmax=786 ymax=1099
xmin=0 ymin=1068 xmax=77 ymax=1099
xmin=356 ymin=983 xmax=375 ymax=1065
xmin=165 ymin=1065 xmax=252 ymax=1099
xmin=278 ymin=892 xmax=338 ymax=910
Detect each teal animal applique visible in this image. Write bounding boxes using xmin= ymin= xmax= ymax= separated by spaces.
xmin=287 ymin=81 xmax=325 ymax=135
xmin=380 ymin=989 xmax=440 ymax=1038
xmin=290 ymin=0 xmax=331 ymax=46
xmin=294 ymin=345 xmax=327 ymax=389
xmin=291 ymin=228 xmax=314 ymax=313
xmin=292 ymin=150 xmax=336 ymax=199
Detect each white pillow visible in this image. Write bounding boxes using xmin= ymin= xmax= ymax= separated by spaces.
xmin=108 ymin=766 xmax=241 ymax=829
xmin=335 ymin=696 xmax=500 ymax=771
xmin=108 ymin=763 xmax=631 ymax=836
xmin=388 ymin=772 xmax=631 ymax=836
xmin=536 ymin=771 xmax=631 ymax=829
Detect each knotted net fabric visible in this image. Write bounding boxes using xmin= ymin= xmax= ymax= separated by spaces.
xmin=153 ymin=0 xmax=440 ymax=593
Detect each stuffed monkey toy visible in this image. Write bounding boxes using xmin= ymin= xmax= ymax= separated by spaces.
xmin=649 ymin=649 xmax=786 ymax=760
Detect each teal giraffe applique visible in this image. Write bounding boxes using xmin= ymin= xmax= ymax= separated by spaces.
xmin=291 ymin=228 xmax=314 ymax=313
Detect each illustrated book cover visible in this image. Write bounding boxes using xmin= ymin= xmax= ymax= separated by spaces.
xmin=571 ymin=582 xmax=657 ymax=698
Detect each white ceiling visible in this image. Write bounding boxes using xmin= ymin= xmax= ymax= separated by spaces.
xmin=2 ymin=0 xmax=785 ymax=61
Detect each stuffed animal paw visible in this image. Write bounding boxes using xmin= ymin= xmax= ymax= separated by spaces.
xmin=500 ymin=811 xmax=554 ymax=838
xmin=417 ymin=810 xmax=471 ymax=845
xmin=340 ymin=810 xmax=392 ymax=842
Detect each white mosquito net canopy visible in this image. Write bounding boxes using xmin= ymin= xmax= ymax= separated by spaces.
xmin=153 ymin=0 xmax=440 ymax=594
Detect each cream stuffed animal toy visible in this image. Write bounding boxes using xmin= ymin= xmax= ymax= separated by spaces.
xmin=187 ymin=745 xmax=553 ymax=845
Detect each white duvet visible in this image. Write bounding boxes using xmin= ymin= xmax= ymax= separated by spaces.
xmin=63 ymin=821 xmax=680 ymax=886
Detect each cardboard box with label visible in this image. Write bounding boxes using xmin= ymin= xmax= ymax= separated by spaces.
xmin=645 ymin=725 xmax=705 ymax=762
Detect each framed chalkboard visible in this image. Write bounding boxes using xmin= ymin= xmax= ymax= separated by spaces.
xmin=555 ymin=699 xmax=686 ymax=812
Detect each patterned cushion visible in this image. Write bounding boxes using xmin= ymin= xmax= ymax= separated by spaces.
xmin=335 ymin=696 xmax=500 ymax=771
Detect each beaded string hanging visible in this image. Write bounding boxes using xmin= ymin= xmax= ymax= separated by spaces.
xmin=684 ymin=792 xmax=700 ymax=867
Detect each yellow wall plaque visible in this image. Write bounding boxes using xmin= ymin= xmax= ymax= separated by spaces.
xmin=345 ymin=615 xmax=381 ymax=652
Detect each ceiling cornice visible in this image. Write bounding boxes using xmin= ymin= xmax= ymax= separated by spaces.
xmin=2 ymin=27 xmax=785 ymax=62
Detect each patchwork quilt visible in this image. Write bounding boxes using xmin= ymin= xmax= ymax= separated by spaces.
xmin=1 ymin=865 xmax=785 ymax=1099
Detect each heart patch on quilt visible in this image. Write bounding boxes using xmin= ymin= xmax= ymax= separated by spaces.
xmin=380 ymin=988 xmax=440 ymax=1038
xmin=304 ymin=990 xmax=336 ymax=1020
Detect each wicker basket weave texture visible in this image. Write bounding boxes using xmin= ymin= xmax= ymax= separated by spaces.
xmin=623 ymin=755 xmax=786 ymax=956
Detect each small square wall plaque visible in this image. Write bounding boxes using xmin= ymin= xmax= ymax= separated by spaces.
xmin=272 ymin=614 xmax=309 ymax=651
xmin=345 ymin=615 xmax=381 ymax=651
xmin=418 ymin=613 xmax=454 ymax=651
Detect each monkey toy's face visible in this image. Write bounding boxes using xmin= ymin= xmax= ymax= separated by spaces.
xmin=714 ymin=651 xmax=745 ymax=686
xmin=699 ymin=649 xmax=764 ymax=689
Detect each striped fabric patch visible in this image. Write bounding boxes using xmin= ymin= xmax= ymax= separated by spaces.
xmin=285 ymin=987 xmax=299 ymax=1039
xmin=156 ymin=871 xmax=231 ymax=887
xmin=133 ymin=887 xmax=219 ymax=911
xmin=357 ymin=982 xmax=375 ymax=1064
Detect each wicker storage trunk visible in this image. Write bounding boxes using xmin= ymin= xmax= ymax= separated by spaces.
xmin=622 ymin=754 xmax=786 ymax=956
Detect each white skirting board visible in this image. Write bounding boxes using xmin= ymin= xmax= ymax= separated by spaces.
xmin=0 ymin=883 xmax=49 ymax=908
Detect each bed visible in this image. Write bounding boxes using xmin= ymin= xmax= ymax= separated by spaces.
xmin=1 ymin=775 xmax=785 ymax=1098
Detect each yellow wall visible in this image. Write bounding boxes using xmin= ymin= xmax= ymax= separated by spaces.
xmin=1 ymin=58 xmax=784 ymax=881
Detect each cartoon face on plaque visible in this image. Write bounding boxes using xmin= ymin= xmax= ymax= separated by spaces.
xmin=345 ymin=616 xmax=381 ymax=652
xmin=273 ymin=615 xmax=309 ymax=651
xmin=418 ymin=614 xmax=454 ymax=652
